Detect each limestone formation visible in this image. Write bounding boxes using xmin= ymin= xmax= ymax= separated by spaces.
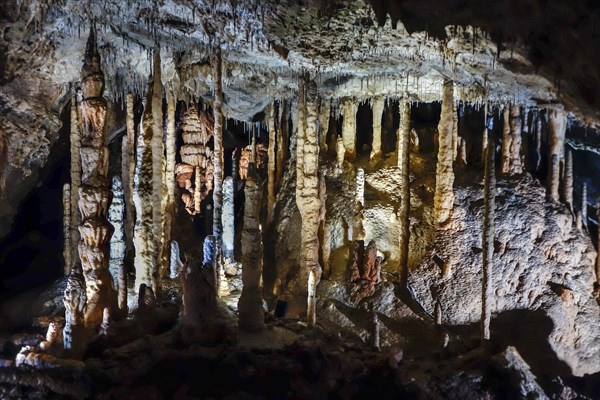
xmin=77 ymin=27 xmax=115 ymax=327
xmin=63 ymin=272 xmax=86 ymax=358
xmin=296 ymin=78 xmax=322 ymax=328
xmin=69 ymin=98 xmax=81 ymax=274
xmin=99 ymin=307 xmax=110 ymax=336
xmin=433 ymin=80 xmax=455 ymax=226
xmin=371 ymin=312 xmax=380 ymax=351
xmin=151 ymin=48 xmax=167 ymax=283
xmin=165 ymin=89 xmax=177 ymax=271
xmin=318 ymin=98 xmax=331 ymax=153
xmin=267 ymin=103 xmax=277 ymax=227
xmin=548 ymin=109 xmax=566 ymax=202
xmin=501 ymin=105 xmax=523 ymax=175
xmin=213 ymin=45 xmax=226 ymax=298
xmin=122 ymin=94 xmax=136 ymax=271
xmin=169 ymin=240 xmax=183 ymax=279
xmin=182 ymin=238 xmax=217 ymax=327
xmin=175 ymin=108 xmax=214 ymax=215
xmin=63 ymin=183 xmax=72 ymax=275
xmin=563 ymin=149 xmax=573 ymax=211
xmin=352 ymin=168 xmax=366 ymax=241
xmin=108 ymin=177 xmax=124 ymax=290
xmin=239 ymin=164 xmax=265 ymax=332
xmin=222 ymin=177 xmax=235 ymax=263
xmin=341 ymin=98 xmax=356 ymax=160
xmin=40 ymin=321 xmax=63 ymax=352
xmin=276 ymin=101 xmax=287 ymax=188
xmin=481 ymin=133 xmax=496 ymax=343
xmin=336 ymin=136 xmax=345 ymax=169
xmin=371 ymin=97 xmax=385 ymax=159
xmin=398 ymin=99 xmax=411 ymax=285
xmin=597 ymin=202 xmax=600 ymax=284
xmin=582 ymin=182 xmax=588 ymax=229
xmin=534 ymin=113 xmax=542 ymax=172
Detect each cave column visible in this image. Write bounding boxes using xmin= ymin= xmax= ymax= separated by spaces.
xmin=341 ymin=98 xmax=356 ymax=160
xmin=481 ymin=129 xmax=496 ymax=344
xmin=108 ymin=177 xmax=125 ymax=302
xmin=563 ymin=149 xmax=574 ymax=211
xmin=165 ymin=85 xmax=178 ymax=282
xmin=69 ymin=99 xmax=81 ymax=274
xmin=501 ymin=105 xmax=523 ymax=175
xmin=222 ymin=176 xmax=235 ymax=263
xmin=433 ymin=80 xmax=455 ymax=227
xmin=63 ymin=183 xmax=71 ymax=275
xmin=398 ymin=99 xmax=411 ymax=286
xmin=582 ymin=183 xmax=588 ymax=230
xmin=371 ymin=97 xmax=384 ymax=160
xmin=77 ymin=27 xmax=115 ymax=326
xmin=213 ymin=45 xmax=228 ymax=298
xmin=122 ymin=93 xmax=136 ymax=283
xmin=548 ymin=108 xmax=566 ymax=202
xmin=238 ymin=164 xmax=265 ymax=332
xmin=296 ymin=77 xmax=322 ymax=328
xmin=267 ymin=102 xmax=277 ymax=227
xmin=319 ymin=98 xmax=330 ymax=154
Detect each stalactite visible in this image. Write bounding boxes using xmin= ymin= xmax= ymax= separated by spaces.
xmin=122 ymin=94 xmax=136 ymax=275
xmin=535 ymin=115 xmax=542 ymax=172
xmin=508 ymin=106 xmax=523 ymax=175
xmin=63 ymin=271 xmax=86 ymax=358
xmin=239 ymin=164 xmax=265 ymax=332
xmin=222 ymin=176 xmax=235 ymax=263
xmin=457 ymin=137 xmax=467 ymax=165
xmin=267 ymin=103 xmax=276 ymax=227
xmin=548 ymin=109 xmax=566 ymax=202
xmin=481 ymin=104 xmax=488 ymax=164
xmin=433 ymin=80 xmax=455 ymax=227
xmin=276 ymin=100 xmax=286 ymax=188
xmin=352 ymin=168 xmax=365 ymax=241
xmin=501 ymin=105 xmax=511 ymax=174
xmin=452 ymin=101 xmax=459 ymax=161
xmin=69 ymin=99 xmax=81 ymax=274
xmin=296 ymin=78 xmax=321 ymax=328
xmin=398 ymin=99 xmax=411 ymax=286
xmin=151 ymin=47 xmax=167 ymax=285
xmin=63 ymin=183 xmax=71 ymax=275
xmin=336 ymin=136 xmax=345 ymax=170
xmin=77 ymin=27 xmax=115 ymax=326
xmin=318 ymin=99 xmax=330 ymax=154
xmin=564 ymin=149 xmax=574 ymax=212
xmin=212 ymin=45 xmax=227 ymax=298
xmin=371 ymin=97 xmax=384 ymax=159
xmin=481 ymin=133 xmax=496 ymax=344
xmin=341 ymin=98 xmax=356 ymax=160
xmin=164 ymin=88 xmax=177 ymax=283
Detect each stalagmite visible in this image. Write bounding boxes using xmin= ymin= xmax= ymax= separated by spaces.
xmin=182 ymin=238 xmax=217 ymax=327
xmin=151 ymin=48 xmax=167 ymax=284
xmin=108 ymin=177 xmax=124 ymax=289
xmin=40 ymin=321 xmax=62 ymax=352
xmin=336 ymin=136 xmax=345 ymax=169
xmin=213 ymin=45 xmax=226 ymax=298
xmin=433 ymin=80 xmax=455 ymax=227
xmin=222 ymin=177 xmax=235 ymax=263
xmin=63 ymin=184 xmax=71 ymax=275
xmin=122 ymin=94 xmax=136 ymax=272
xmin=267 ymin=103 xmax=276 ymax=227
xmin=398 ymin=100 xmax=411 ymax=285
xmin=481 ymin=133 xmax=496 ymax=344
xmin=371 ymin=312 xmax=380 ymax=351
xmin=356 ymin=168 xmax=365 ymax=205
xmin=296 ymin=78 xmax=322 ymax=328
xmin=564 ymin=149 xmax=574 ymax=211
xmin=69 ymin=99 xmax=81 ymax=274
xmin=99 ymin=307 xmax=110 ymax=336
xmin=134 ymin=88 xmax=157 ymax=293
xmin=77 ymin=27 xmax=115 ymax=326
xmin=239 ymin=164 xmax=265 ymax=332
xmin=548 ymin=109 xmax=566 ymax=202
xmin=341 ymin=98 xmax=356 ymax=160
xmin=582 ymin=183 xmax=588 ymax=230
xmin=169 ymin=241 xmax=183 ymax=279
xmin=371 ymin=97 xmax=384 ymax=159
xmin=63 ymin=271 xmax=86 ymax=358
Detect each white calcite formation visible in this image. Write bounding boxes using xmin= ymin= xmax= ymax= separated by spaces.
xmin=371 ymin=97 xmax=385 ymax=159
xmin=341 ymin=99 xmax=356 ymax=160
xmin=63 ymin=272 xmax=86 ymax=358
xmin=548 ymin=109 xmax=566 ymax=202
xmin=108 ymin=176 xmax=124 ymax=293
xmin=76 ymin=28 xmax=115 ymax=327
xmin=433 ymin=80 xmax=455 ymax=227
xmin=397 ymin=100 xmax=411 ymax=285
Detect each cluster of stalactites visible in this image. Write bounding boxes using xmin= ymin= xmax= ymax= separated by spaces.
xmin=175 ymin=107 xmax=215 ymax=215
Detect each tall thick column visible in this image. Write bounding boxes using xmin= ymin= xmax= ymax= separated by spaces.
xmin=122 ymin=94 xmax=136 ymax=273
xmin=77 ymin=27 xmax=114 ymax=326
xmin=267 ymin=103 xmax=276 ymax=227
xmin=398 ymin=99 xmax=411 ymax=286
xmin=481 ymin=132 xmax=496 ymax=343
xmin=548 ymin=109 xmax=566 ymax=202
xmin=63 ymin=184 xmax=71 ymax=275
xmin=213 ymin=45 xmax=226 ymax=297
xmin=238 ymin=164 xmax=265 ymax=332
xmin=69 ymin=100 xmax=81 ymax=273
xmin=433 ymin=80 xmax=455 ymax=227
xmin=371 ymin=97 xmax=384 ymax=159
xmin=151 ymin=48 xmax=167 ymax=284
xmin=165 ymin=88 xmax=177 ymax=281
xmin=341 ymin=98 xmax=356 ymax=160
xmin=296 ymin=78 xmax=322 ymax=328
